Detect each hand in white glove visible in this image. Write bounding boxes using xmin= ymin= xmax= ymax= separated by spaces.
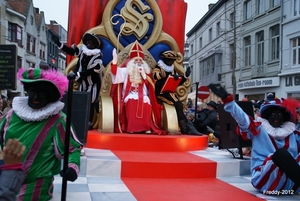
xmin=138 ymin=65 xmax=146 ymax=80
xmin=71 ymin=44 xmax=77 ymax=49
xmin=206 ymin=126 xmax=214 ymax=133
xmin=112 ymin=48 xmax=118 ymax=65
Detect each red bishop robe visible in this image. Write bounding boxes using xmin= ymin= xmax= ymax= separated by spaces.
xmin=110 ymin=62 xmax=166 ymax=134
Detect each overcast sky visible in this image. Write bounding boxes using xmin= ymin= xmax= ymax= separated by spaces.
xmin=33 ymin=0 xmax=218 ymax=35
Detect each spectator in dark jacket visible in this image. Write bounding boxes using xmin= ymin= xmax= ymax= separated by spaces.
xmin=195 ymin=101 xmax=218 ymax=134
xmin=195 ymin=102 xmax=208 ymax=130
xmin=187 ymin=98 xmax=193 ymax=108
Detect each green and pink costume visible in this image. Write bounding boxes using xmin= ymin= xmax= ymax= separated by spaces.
xmin=0 ymin=97 xmax=82 ymax=200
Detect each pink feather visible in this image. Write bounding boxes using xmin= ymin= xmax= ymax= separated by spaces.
xmin=17 ymin=68 xmax=25 ymax=83
xmin=17 ymin=68 xmax=68 ymax=100
xmin=43 ymin=69 xmax=68 ymax=100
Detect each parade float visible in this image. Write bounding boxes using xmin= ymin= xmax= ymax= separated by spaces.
xmin=65 ymin=0 xmax=193 ymax=135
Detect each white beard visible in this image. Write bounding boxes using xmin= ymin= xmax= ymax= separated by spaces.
xmin=126 ymin=59 xmax=150 ymax=84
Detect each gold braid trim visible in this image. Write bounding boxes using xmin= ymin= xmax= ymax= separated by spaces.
xmin=170 ymin=93 xmax=179 ymax=102
xmin=157 ymin=96 xmax=174 ymax=105
xmin=157 ymin=64 xmax=166 ymax=79
xmin=146 ymin=75 xmax=155 ymax=89
xmin=152 ymin=68 xmax=162 ymax=80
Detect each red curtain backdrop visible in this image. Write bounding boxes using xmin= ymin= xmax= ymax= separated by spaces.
xmin=67 ymin=0 xmax=187 ymax=64
xmin=157 ymin=0 xmax=187 ymax=53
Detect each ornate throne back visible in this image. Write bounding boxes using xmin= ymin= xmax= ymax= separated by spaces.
xmin=64 ymin=0 xmax=190 ymax=133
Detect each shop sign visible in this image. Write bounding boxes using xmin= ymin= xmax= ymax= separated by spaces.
xmin=285 ymin=75 xmax=300 ymax=86
xmin=237 ymin=77 xmax=280 ymax=90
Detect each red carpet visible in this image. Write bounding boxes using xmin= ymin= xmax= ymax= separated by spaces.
xmin=86 ymin=130 xmax=263 ymax=200
xmin=112 ymin=151 xmax=216 ymax=178
xmin=122 ymin=178 xmax=264 ymax=201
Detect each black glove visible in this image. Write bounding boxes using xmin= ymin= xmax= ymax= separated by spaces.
xmin=79 ymin=71 xmax=87 ymax=77
xmin=52 ymin=35 xmax=62 ymax=47
xmin=74 ymin=71 xmax=87 ymax=80
xmin=208 ymin=83 xmax=229 ymax=99
xmin=173 ymin=74 xmax=179 ymax=81
xmin=60 ymin=167 xmax=78 ymax=182
xmin=185 ymin=67 xmax=191 ymax=77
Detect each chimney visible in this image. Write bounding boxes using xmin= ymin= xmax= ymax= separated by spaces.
xmin=35 ymin=7 xmax=39 ymax=14
xmin=208 ymin=3 xmax=215 ymax=10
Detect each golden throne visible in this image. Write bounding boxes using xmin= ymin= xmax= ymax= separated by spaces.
xmin=64 ymin=0 xmax=190 ymax=134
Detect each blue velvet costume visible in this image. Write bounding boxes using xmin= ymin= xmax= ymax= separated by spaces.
xmin=224 ymin=100 xmax=300 ymax=193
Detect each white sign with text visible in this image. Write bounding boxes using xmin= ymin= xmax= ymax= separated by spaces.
xmin=237 ymin=77 xmax=280 ymax=90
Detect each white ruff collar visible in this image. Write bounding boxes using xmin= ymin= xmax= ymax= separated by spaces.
xmin=158 ymin=60 xmax=174 ymax=72
xmin=12 ymin=97 xmax=64 ymax=122
xmin=257 ymin=117 xmax=295 ymax=139
xmin=82 ymin=45 xmax=101 ymax=56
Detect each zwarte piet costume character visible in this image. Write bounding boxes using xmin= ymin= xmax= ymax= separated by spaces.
xmin=153 ymin=50 xmax=200 ymax=135
xmin=208 ymin=83 xmax=300 ymax=194
xmin=54 ymin=33 xmax=103 ymax=130
xmin=0 ymin=68 xmax=82 ymax=201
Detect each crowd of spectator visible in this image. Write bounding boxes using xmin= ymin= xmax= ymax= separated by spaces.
xmin=185 ymin=92 xmax=300 ymax=158
xmin=0 ymin=95 xmax=6 ymax=121
xmin=0 ymin=94 xmax=18 ymax=122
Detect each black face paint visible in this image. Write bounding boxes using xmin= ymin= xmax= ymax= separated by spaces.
xmin=27 ymin=86 xmax=49 ymax=109
xmin=268 ymin=109 xmax=284 ymax=128
xmin=163 ymin=59 xmax=175 ymax=66
xmin=85 ymin=39 xmax=96 ymax=50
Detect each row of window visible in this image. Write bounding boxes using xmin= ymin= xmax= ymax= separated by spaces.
xmin=244 ymin=24 xmax=279 ymax=67
xmin=202 ymin=24 xmax=299 ymax=71
xmin=193 ymin=21 xmax=222 ymax=54
xmin=244 ymin=0 xmax=281 ymax=20
xmin=244 ymin=0 xmax=300 ymax=19
xmin=7 ymin=22 xmax=46 ymax=59
xmin=196 ymin=26 xmax=300 ymax=79
xmin=191 ymin=0 xmax=281 ymax=54
xmin=197 ymin=24 xmax=280 ymax=79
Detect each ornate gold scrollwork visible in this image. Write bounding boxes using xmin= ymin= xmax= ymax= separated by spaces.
xmin=121 ymin=0 xmax=153 ymax=40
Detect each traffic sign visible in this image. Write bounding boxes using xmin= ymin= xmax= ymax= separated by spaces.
xmin=197 ymin=86 xmax=210 ymax=100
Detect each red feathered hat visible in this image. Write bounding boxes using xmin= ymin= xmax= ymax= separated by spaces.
xmin=260 ymin=98 xmax=300 ymax=122
xmin=129 ymin=41 xmax=144 ymax=60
